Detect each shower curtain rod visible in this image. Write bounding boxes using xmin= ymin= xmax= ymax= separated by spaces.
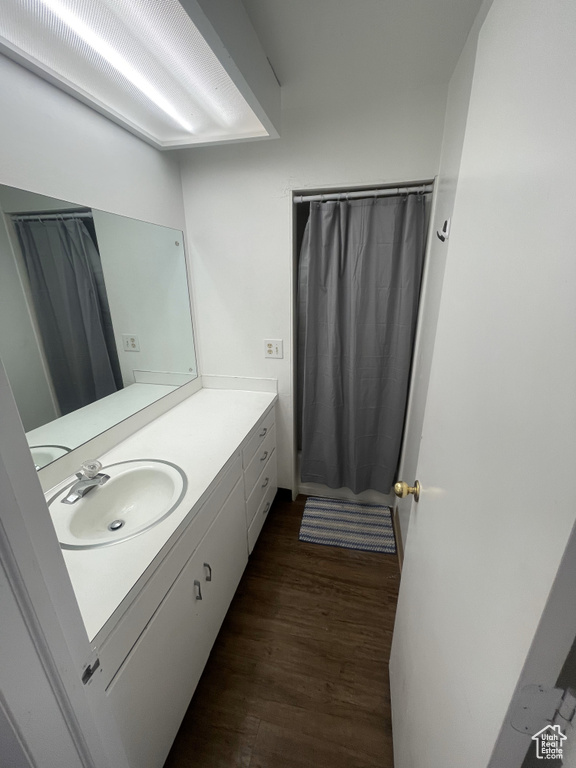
xmin=11 ymin=211 xmax=93 ymax=222
xmin=294 ymin=183 xmax=433 ymax=204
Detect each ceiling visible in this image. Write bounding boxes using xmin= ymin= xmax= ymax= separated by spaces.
xmin=242 ymin=0 xmax=485 ymax=91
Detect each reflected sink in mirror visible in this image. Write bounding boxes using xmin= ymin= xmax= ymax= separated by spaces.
xmin=47 ymin=459 xmax=187 ymax=549
xmin=30 ymin=444 xmax=71 ymax=470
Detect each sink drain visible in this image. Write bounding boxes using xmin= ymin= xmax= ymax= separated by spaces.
xmin=108 ymin=520 xmax=125 ymax=531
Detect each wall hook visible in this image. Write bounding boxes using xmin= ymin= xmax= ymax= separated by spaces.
xmin=436 ymin=217 xmax=451 ymax=242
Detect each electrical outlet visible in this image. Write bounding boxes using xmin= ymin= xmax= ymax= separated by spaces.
xmin=122 ymin=334 xmax=140 ymax=352
xmin=264 ymin=339 xmax=283 ymax=359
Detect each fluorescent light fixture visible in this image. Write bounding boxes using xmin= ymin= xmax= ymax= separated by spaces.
xmin=40 ymin=0 xmax=194 ymax=133
xmin=0 ymin=0 xmax=269 ymax=148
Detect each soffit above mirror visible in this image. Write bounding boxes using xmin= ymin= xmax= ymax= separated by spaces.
xmin=0 ymin=0 xmax=280 ymax=149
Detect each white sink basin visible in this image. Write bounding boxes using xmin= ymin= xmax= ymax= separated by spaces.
xmin=30 ymin=444 xmax=71 ymax=469
xmin=47 ymin=459 xmax=187 ymax=549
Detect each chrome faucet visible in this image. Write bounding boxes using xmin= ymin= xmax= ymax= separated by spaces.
xmin=62 ymin=460 xmax=109 ymax=504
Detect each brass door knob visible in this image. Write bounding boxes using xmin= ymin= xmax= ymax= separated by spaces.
xmin=394 ymin=480 xmax=420 ymax=502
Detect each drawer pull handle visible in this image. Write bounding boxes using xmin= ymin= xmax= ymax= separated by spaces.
xmin=204 ymin=562 xmax=212 ymax=582
xmin=260 ymin=450 xmax=269 ymax=462
xmin=263 ymin=502 xmax=271 ymax=515
xmin=261 ymin=477 xmax=270 ymax=489
xmin=194 ymin=580 xmax=203 ymax=600
xmin=259 ymin=427 xmax=268 ymax=437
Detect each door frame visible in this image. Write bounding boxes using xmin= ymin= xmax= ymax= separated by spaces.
xmin=393 ymin=178 xmax=440 ymax=564
xmin=0 ymin=359 xmax=130 ymax=768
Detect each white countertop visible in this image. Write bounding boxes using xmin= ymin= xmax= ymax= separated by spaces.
xmin=48 ymin=388 xmax=276 ymax=641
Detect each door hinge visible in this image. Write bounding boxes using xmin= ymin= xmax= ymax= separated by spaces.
xmin=81 ymin=656 xmax=100 ymax=686
xmin=511 ymin=684 xmax=576 ymax=734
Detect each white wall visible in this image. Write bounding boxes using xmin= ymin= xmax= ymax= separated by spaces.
xmin=179 ymin=0 xmax=470 ymax=489
xmin=0 ymin=54 xmax=185 ymax=231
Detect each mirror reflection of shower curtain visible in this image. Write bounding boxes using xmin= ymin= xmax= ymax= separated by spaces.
xmin=14 ymin=217 xmax=120 ymax=416
xmin=298 ymin=194 xmax=427 ymax=495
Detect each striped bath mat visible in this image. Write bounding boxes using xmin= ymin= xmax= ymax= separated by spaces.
xmin=299 ymin=496 xmax=396 ymax=554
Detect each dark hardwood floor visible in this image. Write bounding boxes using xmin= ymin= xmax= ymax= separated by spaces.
xmin=163 ymin=493 xmax=400 ymax=768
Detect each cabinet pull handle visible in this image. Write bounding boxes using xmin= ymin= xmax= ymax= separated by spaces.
xmin=259 ymin=427 xmax=268 ymax=437
xmin=260 ymin=450 xmax=268 ymax=462
xmin=261 ymin=477 xmax=269 ymax=489
xmin=194 ymin=580 xmax=203 ymax=600
xmin=204 ymin=562 xmax=212 ymax=582
xmin=263 ymin=502 xmax=271 ymax=516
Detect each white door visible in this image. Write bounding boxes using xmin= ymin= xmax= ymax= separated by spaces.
xmin=389 ymin=1 xmax=576 ymax=767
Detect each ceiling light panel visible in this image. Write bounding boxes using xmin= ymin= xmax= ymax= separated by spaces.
xmin=0 ymin=0 xmax=268 ymax=147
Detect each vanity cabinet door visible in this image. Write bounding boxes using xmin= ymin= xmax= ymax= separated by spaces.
xmin=106 ymin=479 xmax=248 ymax=768
xmin=189 ymin=478 xmax=248 ymax=661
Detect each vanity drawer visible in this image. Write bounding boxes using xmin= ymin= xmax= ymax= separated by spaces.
xmin=243 ymin=423 xmax=276 ymax=499
xmin=246 ymin=449 xmax=277 ymax=529
xmin=242 ymin=408 xmax=275 ymax=469
xmin=247 ymin=465 xmax=277 ymax=554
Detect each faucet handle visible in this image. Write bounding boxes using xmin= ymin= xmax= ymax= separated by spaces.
xmin=81 ymin=460 xmax=103 ymax=479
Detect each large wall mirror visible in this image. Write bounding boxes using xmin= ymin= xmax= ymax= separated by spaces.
xmin=0 ymin=184 xmax=197 ymax=469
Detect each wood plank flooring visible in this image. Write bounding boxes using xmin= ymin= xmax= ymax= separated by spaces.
xmin=163 ymin=493 xmax=400 ymax=768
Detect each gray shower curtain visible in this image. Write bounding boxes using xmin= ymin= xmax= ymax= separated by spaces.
xmin=14 ymin=217 xmax=118 ymax=416
xmin=298 ymin=194 xmax=427 ymax=494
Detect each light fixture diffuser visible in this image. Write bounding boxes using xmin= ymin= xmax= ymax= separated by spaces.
xmin=0 ymin=0 xmax=269 ymax=148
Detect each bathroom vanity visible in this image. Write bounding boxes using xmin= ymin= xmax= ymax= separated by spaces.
xmin=46 ymin=387 xmax=277 ymax=768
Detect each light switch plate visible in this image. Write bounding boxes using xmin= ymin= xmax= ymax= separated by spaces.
xmin=264 ymin=339 xmax=283 ymax=359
